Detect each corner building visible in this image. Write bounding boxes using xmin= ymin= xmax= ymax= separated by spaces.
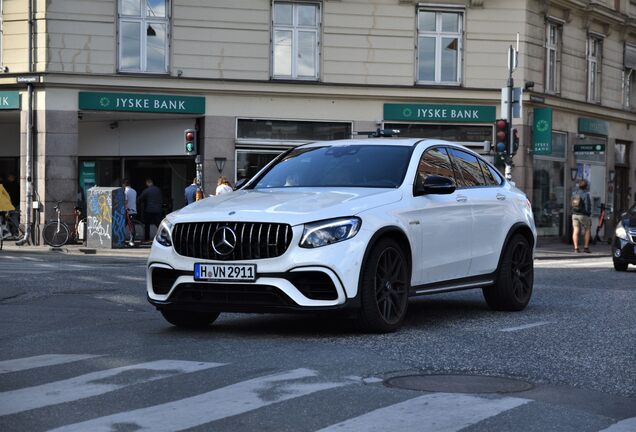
xmin=0 ymin=0 xmax=635 ymax=242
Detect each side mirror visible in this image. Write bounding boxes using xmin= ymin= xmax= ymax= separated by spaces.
xmin=234 ymin=178 xmax=249 ymax=189
xmin=414 ymin=175 xmax=456 ymax=196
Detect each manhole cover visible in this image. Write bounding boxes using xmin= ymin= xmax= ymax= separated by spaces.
xmin=385 ymin=374 xmax=533 ymax=394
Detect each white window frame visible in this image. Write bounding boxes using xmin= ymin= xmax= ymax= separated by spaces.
xmin=271 ymin=1 xmax=321 ymax=81
xmin=416 ymin=7 xmax=464 ymax=86
xmin=586 ymin=35 xmax=603 ymax=103
xmin=545 ymin=20 xmax=562 ymax=94
xmin=117 ymin=0 xmax=170 ymax=74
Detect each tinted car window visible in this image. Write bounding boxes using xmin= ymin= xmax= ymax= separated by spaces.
xmin=479 ymin=159 xmax=500 ymax=186
xmin=252 ymin=145 xmax=413 ymax=189
xmin=448 ymin=148 xmax=486 ymax=187
xmin=416 ymin=147 xmax=455 ymax=184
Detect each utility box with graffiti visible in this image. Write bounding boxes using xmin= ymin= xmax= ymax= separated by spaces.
xmin=86 ymin=187 xmax=126 ymax=248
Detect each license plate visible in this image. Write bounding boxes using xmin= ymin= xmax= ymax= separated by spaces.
xmin=194 ymin=263 xmax=256 ymax=282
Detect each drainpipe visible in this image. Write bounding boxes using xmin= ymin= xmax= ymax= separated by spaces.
xmin=17 ymin=0 xmax=34 ymax=246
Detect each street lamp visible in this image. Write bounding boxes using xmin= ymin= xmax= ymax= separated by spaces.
xmin=214 ymin=157 xmax=226 ymax=173
xmin=570 ymin=168 xmax=578 ymax=181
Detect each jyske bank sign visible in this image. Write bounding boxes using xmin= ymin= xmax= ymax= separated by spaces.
xmin=384 ymin=103 xmax=496 ymax=123
xmin=79 ymin=92 xmax=205 ymax=114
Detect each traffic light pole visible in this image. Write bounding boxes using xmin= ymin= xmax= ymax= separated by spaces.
xmin=505 ymin=45 xmax=515 ymax=182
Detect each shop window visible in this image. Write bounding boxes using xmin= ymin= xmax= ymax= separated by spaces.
xmin=272 ymin=1 xmax=320 ymax=80
xmin=587 ymin=35 xmax=603 ymax=104
xmin=237 ymin=119 xmax=351 ymax=141
xmin=532 ymin=159 xmax=565 ymax=237
xmin=118 ymin=0 xmax=169 ymax=73
xmin=545 ymin=21 xmax=562 ymax=94
xmin=236 ymin=150 xmax=282 ymax=182
xmin=551 ymin=131 xmax=566 ymax=159
xmin=417 ymin=8 xmax=463 ymax=85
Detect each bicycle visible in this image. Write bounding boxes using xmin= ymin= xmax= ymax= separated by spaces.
xmin=42 ymin=202 xmax=84 ymax=247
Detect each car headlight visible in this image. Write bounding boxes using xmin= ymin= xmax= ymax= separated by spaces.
xmin=300 ymin=217 xmax=361 ymax=249
xmin=155 ymin=219 xmax=173 ymax=247
xmin=615 ymin=222 xmax=629 ymax=241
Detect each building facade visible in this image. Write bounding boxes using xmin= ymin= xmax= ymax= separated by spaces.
xmin=0 ymin=0 xmax=635 ymax=242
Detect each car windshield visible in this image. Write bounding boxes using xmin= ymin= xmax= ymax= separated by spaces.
xmin=252 ymin=145 xmax=413 ymax=189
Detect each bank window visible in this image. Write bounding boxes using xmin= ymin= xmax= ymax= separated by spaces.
xmin=237 ymin=119 xmax=351 ymax=141
xmin=417 ymin=8 xmax=463 ymax=85
xmin=587 ymin=35 xmax=603 ymax=103
xmin=118 ymin=0 xmax=169 ymax=73
xmin=272 ymin=1 xmax=320 ymax=80
xmin=545 ymin=21 xmax=562 ymax=94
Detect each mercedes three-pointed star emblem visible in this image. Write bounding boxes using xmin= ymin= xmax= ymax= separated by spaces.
xmin=211 ymin=226 xmax=237 ymax=256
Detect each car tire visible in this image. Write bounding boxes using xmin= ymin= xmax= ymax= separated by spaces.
xmin=613 ymin=260 xmax=628 ymax=271
xmin=160 ymin=310 xmax=220 ymax=328
xmin=483 ymin=234 xmax=533 ymax=311
xmin=356 ymin=238 xmax=410 ymax=333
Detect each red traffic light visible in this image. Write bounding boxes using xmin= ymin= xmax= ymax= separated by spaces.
xmin=185 ymin=131 xmax=195 ymax=141
xmin=495 ymin=119 xmax=508 ymax=130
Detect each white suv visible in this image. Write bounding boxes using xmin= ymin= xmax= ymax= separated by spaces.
xmin=147 ymin=139 xmax=536 ymax=332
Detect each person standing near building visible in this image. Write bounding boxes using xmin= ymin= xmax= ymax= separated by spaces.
xmin=140 ymin=178 xmax=163 ymax=241
xmin=184 ymin=178 xmax=198 ymax=205
xmin=215 ymin=176 xmax=233 ymax=195
xmin=571 ymin=179 xmax=592 ymax=253
xmin=122 ymin=179 xmax=137 ymax=218
xmin=3 ymin=173 xmax=20 ymax=237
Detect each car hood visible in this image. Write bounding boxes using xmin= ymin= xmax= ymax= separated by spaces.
xmin=168 ymin=188 xmax=403 ymax=226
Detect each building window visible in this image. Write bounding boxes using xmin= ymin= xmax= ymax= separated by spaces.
xmin=272 ymin=1 xmax=320 ymax=80
xmin=417 ymin=8 xmax=463 ymax=85
xmin=624 ymin=44 xmax=636 ymax=110
xmin=118 ymin=0 xmax=169 ymax=73
xmin=237 ymin=119 xmax=351 ymax=142
xmin=587 ymin=35 xmax=603 ymax=103
xmin=545 ymin=21 xmax=562 ymax=94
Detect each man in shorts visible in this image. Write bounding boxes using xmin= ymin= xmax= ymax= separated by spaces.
xmin=571 ymin=179 xmax=592 ymax=253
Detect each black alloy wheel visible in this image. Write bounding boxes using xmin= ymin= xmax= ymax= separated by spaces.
xmin=357 ymin=238 xmax=410 ymax=333
xmin=613 ymin=260 xmax=628 ymax=272
xmin=483 ymin=234 xmax=533 ymax=311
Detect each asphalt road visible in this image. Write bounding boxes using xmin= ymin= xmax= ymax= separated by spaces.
xmin=0 ymin=251 xmax=634 ymax=431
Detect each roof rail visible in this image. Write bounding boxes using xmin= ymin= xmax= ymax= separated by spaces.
xmin=355 ymin=128 xmax=401 ymax=138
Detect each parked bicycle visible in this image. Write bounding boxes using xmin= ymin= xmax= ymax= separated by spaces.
xmin=42 ymin=202 xmax=85 ymax=247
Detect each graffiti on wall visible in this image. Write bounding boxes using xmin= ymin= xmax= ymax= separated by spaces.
xmin=87 ymin=187 xmax=126 ymax=248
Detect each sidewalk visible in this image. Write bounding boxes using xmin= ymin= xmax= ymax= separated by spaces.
xmin=534 ymin=238 xmax=611 ymax=260
xmin=1 ymin=241 xmax=152 ymax=258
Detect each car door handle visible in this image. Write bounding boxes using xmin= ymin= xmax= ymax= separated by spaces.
xmin=496 ymin=194 xmax=506 ymax=201
xmin=456 ymin=195 xmax=467 ymax=203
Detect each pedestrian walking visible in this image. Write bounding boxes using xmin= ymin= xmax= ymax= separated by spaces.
xmin=184 ymin=178 xmax=198 ymax=205
xmin=571 ymin=179 xmax=592 ymax=253
xmin=122 ymin=179 xmax=137 ymax=217
xmin=139 ymin=178 xmax=163 ymax=241
xmin=215 ymin=176 xmax=233 ymax=195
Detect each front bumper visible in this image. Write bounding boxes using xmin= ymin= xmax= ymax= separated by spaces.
xmin=146 ymin=225 xmax=370 ymax=312
xmin=612 ymin=237 xmax=636 ymax=264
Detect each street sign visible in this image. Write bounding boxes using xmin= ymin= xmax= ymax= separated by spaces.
xmin=16 ymin=76 xmax=38 ymax=83
xmin=574 ymin=144 xmax=605 ymax=154
xmin=501 ymin=87 xmax=522 ymax=119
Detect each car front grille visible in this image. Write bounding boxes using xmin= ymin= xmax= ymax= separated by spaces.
xmin=172 ymin=222 xmax=293 ymax=261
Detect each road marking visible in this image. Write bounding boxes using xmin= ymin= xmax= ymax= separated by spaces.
xmin=499 ymin=321 xmax=553 ymax=332
xmin=116 ymin=275 xmax=145 ymax=282
xmin=0 ymin=354 xmax=102 ymax=375
xmin=317 ymin=393 xmax=530 ymax=432
xmin=598 ymin=417 xmax=636 ymax=432
xmin=0 ymin=359 xmax=224 ymax=416
xmin=49 ymin=368 xmax=348 ymax=432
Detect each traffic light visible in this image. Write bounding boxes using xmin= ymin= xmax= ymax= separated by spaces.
xmin=495 ymin=119 xmax=509 ymax=155
xmin=512 ymin=128 xmax=519 ymax=155
xmin=184 ymin=129 xmax=197 ymax=155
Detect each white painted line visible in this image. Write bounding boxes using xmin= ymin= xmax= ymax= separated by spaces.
xmin=317 ymin=393 xmax=530 ymax=432
xmin=49 ymin=368 xmax=348 ymax=432
xmin=499 ymin=321 xmax=552 ymax=332
xmin=116 ymin=275 xmax=146 ymax=282
xmin=598 ymin=417 xmax=636 ymax=432
xmin=0 ymin=359 xmax=224 ymax=416
xmin=0 ymin=354 xmax=102 ymax=375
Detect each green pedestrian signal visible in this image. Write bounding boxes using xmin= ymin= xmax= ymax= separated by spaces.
xmin=184 ymin=129 xmax=197 ymax=155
